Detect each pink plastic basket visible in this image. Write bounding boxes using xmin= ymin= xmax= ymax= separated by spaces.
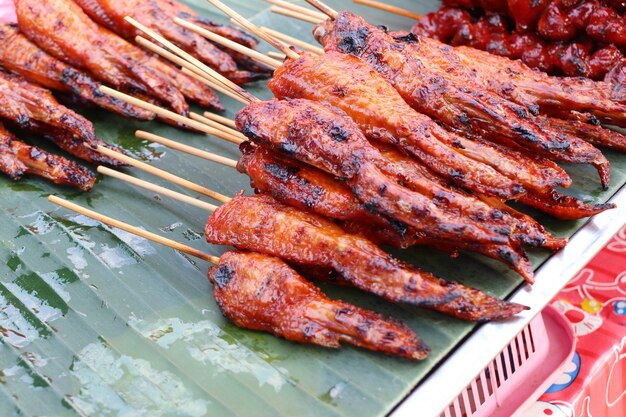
xmin=440 ymin=306 xmax=575 ymax=417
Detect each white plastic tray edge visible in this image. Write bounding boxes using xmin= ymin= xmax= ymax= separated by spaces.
xmin=391 ymin=184 xmax=626 ymax=417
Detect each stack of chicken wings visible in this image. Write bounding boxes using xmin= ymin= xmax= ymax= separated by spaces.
xmin=0 ymin=0 xmax=268 ymax=190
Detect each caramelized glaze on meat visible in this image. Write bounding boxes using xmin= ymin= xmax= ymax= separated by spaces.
xmin=210 ymin=250 xmax=429 ymax=359
xmin=205 ymin=194 xmax=528 ymax=321
xmin=15 ymin=0 xmax=223 ymax=112
xmin=0 ymin=71 xmax=126 ymax=166
xmin=0 ymin=24 xmax=154 ymax=121
xmin=75 ymin=0 xmax=267 ymax=84
xmin=0 ymin=122 xmax=95 ymax=190
xmin=315 ymin=11 xmax=610 ymax=186
xmin=237 ymin=143 xmax=547 ymax=282
xmin=236 ymin=98 xmax=510 ymax=245
xmin=269 ymin=51 xmax=526 ymax=199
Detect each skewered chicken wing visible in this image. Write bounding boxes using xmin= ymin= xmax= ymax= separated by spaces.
xmin=211 ymin=250 xmax=429 ymax=359
xmin=0 ymin=122 xmax=95 ymax=190
xmin=237 ymin=142 xmax=553 ymax=281
xmin=0 ymin=24 xmax=154 ymax=121
xmin=0 ymin=71 xmax=125 ymax=166
xmin=237 ymin=98 xmax=510 ymax=245
xmin=14 ymin=0 xmax=193 ymax=115
xmin=268 ymin=51 xmax=613 ymax=219
xmin=205 ymin=194 xmax=528 ymax=320
xmin=315 ymin=11 xmax=611 ymax=186
xmin=74 ymin=0 xmax=268 ymax=84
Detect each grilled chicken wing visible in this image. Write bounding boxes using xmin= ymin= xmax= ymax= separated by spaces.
xmin=268 ymin=52 xmax=612 ymax=219
xmin=315 ymin=12 xmax=611 ymax=186
xmin=237 ymin=98 xmax=510 ymax=245
xmin=210 ymin=250 xmax=429 ymax=359
xmin=269 ymin=51 xmax=527 ymax=199
xmin=205 ymin=194 xmax=528 ymax=321
xmin=74 ymin=0 xmax=266 ymax=84
xmin=15 ymin=0 xmax=221 ymax=113
xmin=412 ymin=35 xmax=626 ymax=126
xmin=0 ymin=71 xmax=125 ymax=166
xmin=237 ymin=143 xmax=543 ymax=281
xmin=0 ymin=24 xmax=154 ymax=121
xmin=0 ymin=122 xmax=95 ymax=190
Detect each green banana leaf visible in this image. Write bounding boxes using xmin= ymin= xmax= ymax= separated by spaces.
xmin=1 ymin=1 xmax=625 ymax=416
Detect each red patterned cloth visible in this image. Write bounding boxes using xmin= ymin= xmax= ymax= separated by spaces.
xmin=521 ymin=225 xmax=626 ymax=417
xmin=0 ymin=0 xmax=15 ymax=24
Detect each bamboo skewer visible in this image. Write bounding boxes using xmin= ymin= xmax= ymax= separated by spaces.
xmin=180 ymin=67 xmax=250 ymax=104
xmin=205 ymin=0 xmax=301 ymax=60
xmin=264 ymin=0 xmax=328 ymax=20
xmin=189 ymin=113 xmax=246 ymax=143
xmin=94 ymin=145 xmax=232 ymax=203
xmin=136 ymin=35 xmax=247 ymax=103
xmin=98 ymin=166 xmax=220 ymax=211
xmin=186 ymin=29 xmax=281 ymax=70
xmin=260 ymin=26 xmax=324 ymax=54
xmin=352 ymin=0 xmax=422 ymax=19
xmin=136 ymin=35 xmax=248 ymax=103
xmin=125 ymin=16 xmax=260 ymax=104
xmin=267 ymin=51 xmax=287 ymax=60
xmin=202 ymin=112 xmax=237 ymax=129
xmin=189 ymin=112 xmax=246 ymax=141
xmin=98 ymin=86 xmax=244 ymax=143
xmin=135 ymin=130 xmax=239 ymax=168
xmin=174 ymin=17 xmax=284 ymax=69
xmin=48 ymin=195 xmax=220 ymax=264
xmin=271 ymin=6 xmax=324 ymax=24
xmin=304 ymin=0 xmax=338 ymax=19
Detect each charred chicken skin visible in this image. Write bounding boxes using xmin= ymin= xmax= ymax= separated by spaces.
xmin=236 ymin=98 xmax=512 ymax=246
xmin=15 ymin=0 xmax=222 ymax=113
xmin=268 ymin=52 xmax=525 ymax=199
xmin=0 ymin=24 xmax=155 ymax=121
xmin=73 ymin=0 xmax=266 ymax=84
xmin=0 ymin=122 xmax=95 ymax=191
xmin=314 ymin=11 xmax=611 ymax=186
xmin=267 ymin=53 xmax=610 ymax=218
xmin=0 ymin=71 xmax=125 ymax=167
xmin=205 ymin=193 xmax=528 ymax=321
xmin=401 ymin=35 xmax=626 ymax=126
xmin=237 ymin=142 xmax=562 ymax=281
xmin=14 ymin=0 xmax=188 ymax=115
xmin=210 ymin=250 xmax=429 ymax=359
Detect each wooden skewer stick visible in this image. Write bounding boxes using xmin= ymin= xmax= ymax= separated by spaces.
xmin=98 ymin=86 xmax=243 ymax=143
xmin=352 ymin=0 xmax=422 ymax=19
xmin=260 ymin=26 xmax=324 ymax=54
xmin=135 ymin=130 xmax=238 ymax=168
xmin=304 ymin=0 xmax=338 ymax=19
xmin=190 ymin=112 xmax=242 ymax=138
xmin=267 ymin=51 xmax=286 ymax=60
xmin=125 ymin=16 xmax=260 ymax=104
xmin=136 ymin=35 xmax=248 ymax=103
xmin=270 ymin=6 xmax=324 ymax=24
xmin=98 ymin=166 xmax=220 ymax=211
xmin=177 ymin=25 xmax=281 ymax=71
xmin=205 ymin=0 xmax=301 ymax=59
xmin=202 ymin=112 xmax=237 ymax=129
xmin=94 ymin=144 xmax=232 ymax=203
xmin=174 ymin=17 xmax=283 ymax=69
xmin=137 ymin=36 xmax=249 ymax=104
xmin=189 ymin=113 xmax=245 ymax=143
xmin=48 ymin=195 xmax=219 ymax=264
xmin=180 ymin=67 xmax=250 ymax=104
xmin=264 ymin=0 xmax=328 ymax=20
